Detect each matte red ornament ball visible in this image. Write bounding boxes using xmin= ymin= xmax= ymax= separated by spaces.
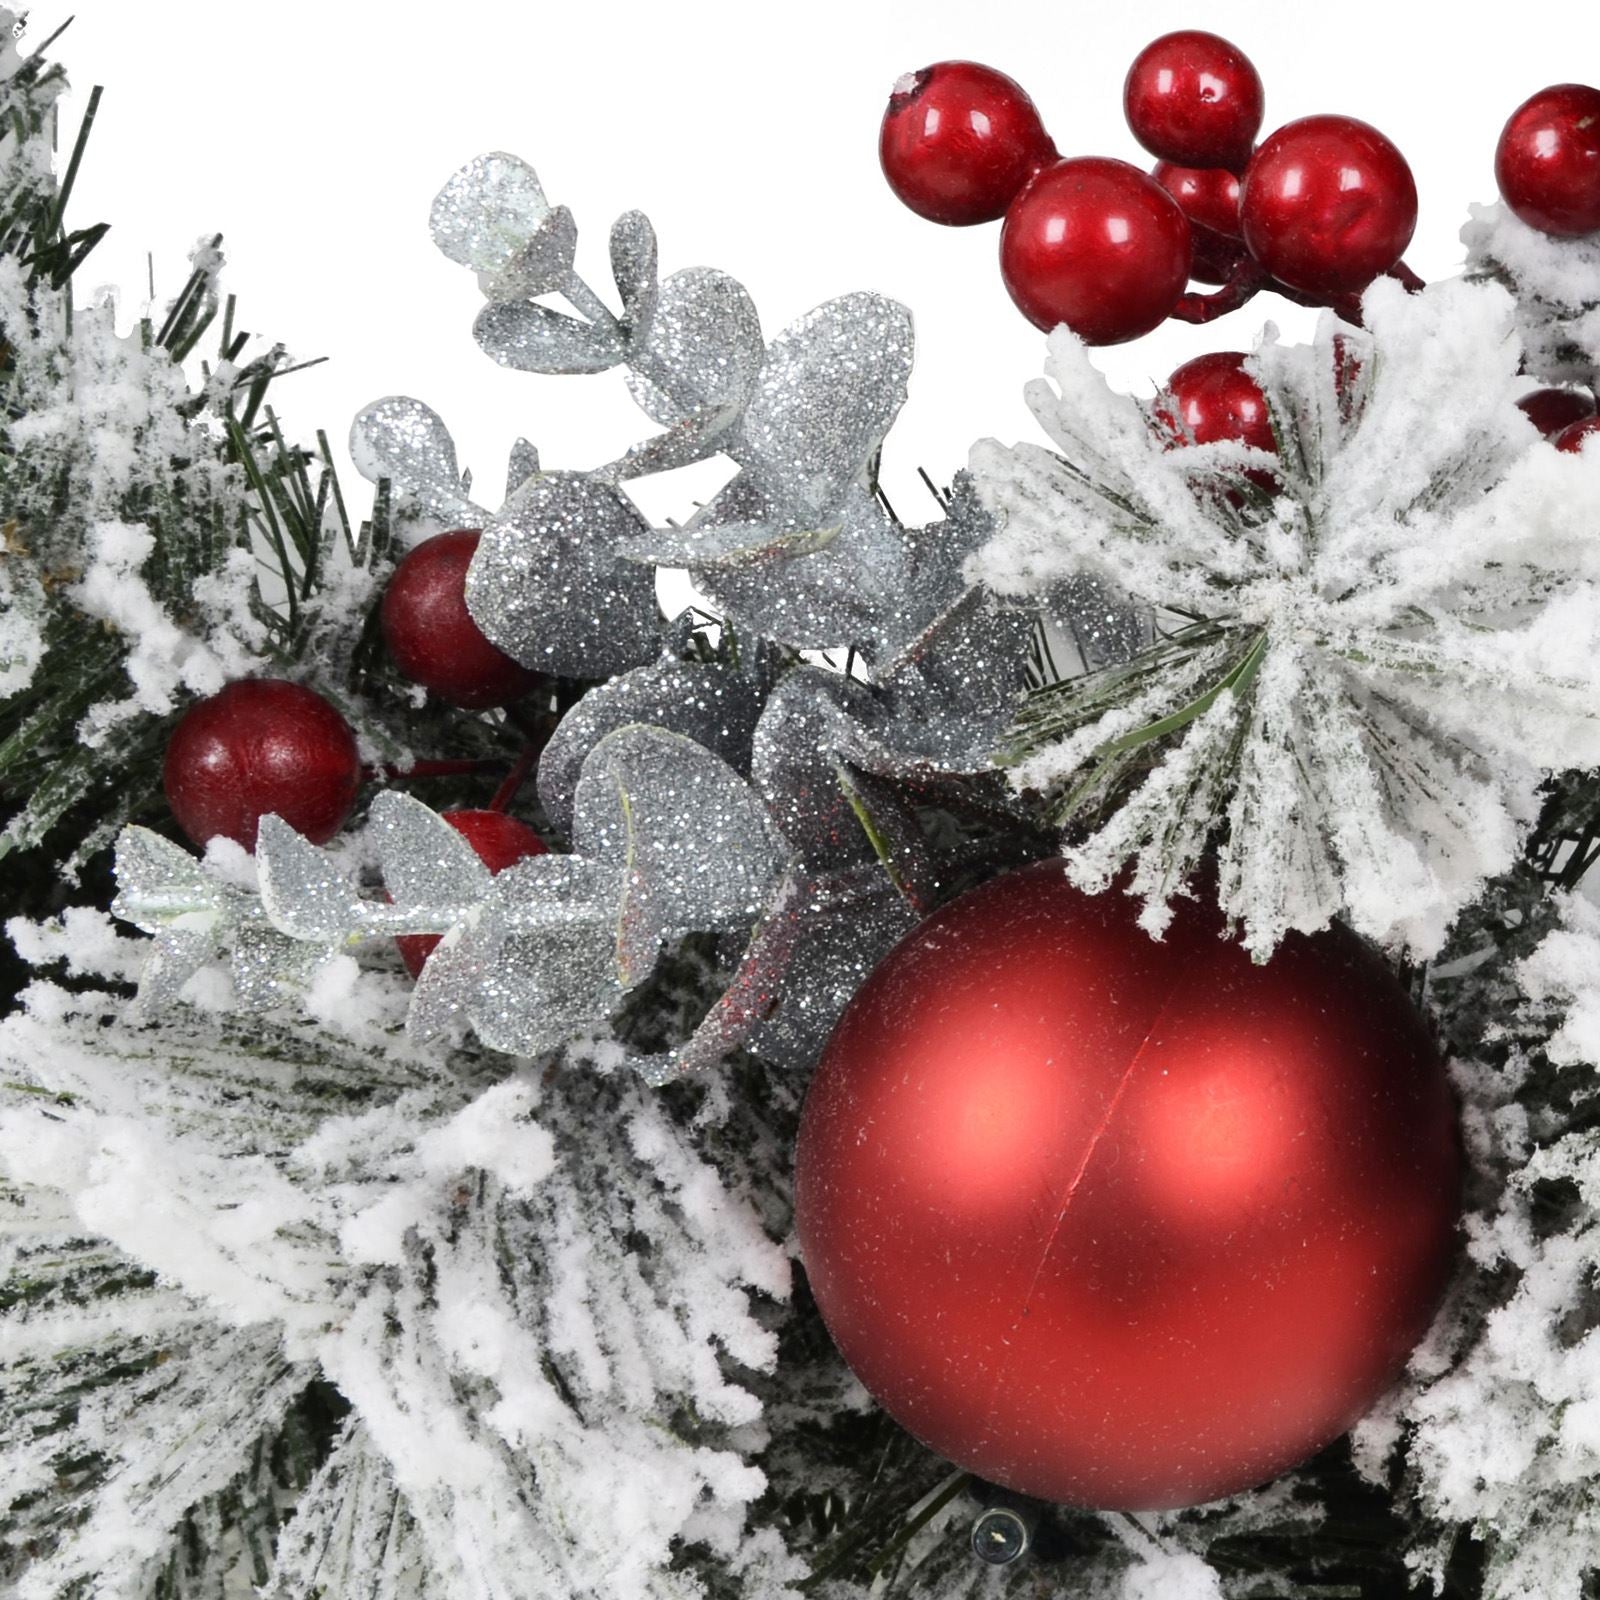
xmin=1556 ymin=415 xmax=1600 ymax=454
xmin=1000 ymin=158 xmax=1192 ymax=344
xmin=1123 ymin=30 xmax=1264 ymax=172
xmin=1240 ymin=115 xmax=1417 ymax=297
xmin=1152 ymin=162 xmax=1247 ymax=285
xmin=879 ymin=61 xmax=1056 ymax=226
xmin=1495 ymin=83 xmax=1600 ymax=238
xmin=381 ymin=529 xmax=544 ymax=711
xmin=1518 ymin=387 xmax=1596 ymax=439
xmin=163 ymin=678 xmax=362 ymax=851
xmin=394 ymin=809 xmax=548 ymax=977
xmin=795 ymin=863 xmax=1461 ymax=1512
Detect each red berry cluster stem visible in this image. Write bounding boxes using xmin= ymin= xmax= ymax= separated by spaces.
xmin=880 ymin=30 xmax=1428 ymax=344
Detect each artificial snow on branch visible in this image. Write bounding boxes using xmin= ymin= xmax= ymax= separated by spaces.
xmin=971 ymin=277 xmax=1600 ymax=958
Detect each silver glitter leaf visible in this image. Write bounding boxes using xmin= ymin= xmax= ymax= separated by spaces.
xmin=465 ymin=473 xmax=660 ymax=678
xmin=855 ymin=587 xmax=1035 ymax=776
xmin=750 ymin=669 xmax=878 ymax=863
xmin=112 ymin=826 xmax=229 ymax=928
xmin=231 ymin=925 xmax=327 ymax=1012
xmin=505 ymin=437 xmax=541 ymax=502
xmin=483 ymin=205 xmax=579 ymax=302
xmin=624 ymin=267 xmax=763 ymax=425
xmin=256 ymin=817 xmax=360 ymax=945
xmin=420 ymin=856 xmax=627 ymax=1053
xmin=474 ymin=300 xmax=626 ymax=376
xmin=680 ymin=478 xmax=904 ymax=648
xmin=571 ymin=726 xmax=784 ymax=987
xmin=624 ymin=516 xmax=840 ymax=570
xmin=736 ymin=291 xmax=913 ymax=516
xmin=406 ymin=920 xmax=480 ymax=1042
xmin=430 ymin=153 xmax=551 ymax=275
xmin=1051 ymin=574 xmax=1150 ymax=672
xmin=349 ymin=397 xmax=481 ymax=524
xmin=128 ymin=923 xmax=223 ymax=1021
xmin=662 ymin=862 xmax=918 ymax=1077
xmin=596 ymin=402 xmax=743 ymax=486
xmin=537 ymin=659 xmax=764 ymax=838
xmin=369 ymin=791 xmax=493 ymax=908
xmin=610 ymin=210 xmax=658 ymax=330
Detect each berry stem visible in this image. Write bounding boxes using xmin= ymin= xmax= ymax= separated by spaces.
xmin=1172 ymin=257 xmax=1268 ymax=325
xmin=486 ymin=743 xmax=541 ymax=815
xmin=1386 ymin=259 xmax=1426 ymax=293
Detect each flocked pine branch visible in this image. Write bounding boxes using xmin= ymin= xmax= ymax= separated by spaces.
xmin=971 ymin=277 xmax=1600 ymax=960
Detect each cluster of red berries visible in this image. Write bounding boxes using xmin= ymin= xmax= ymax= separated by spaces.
xmin=161 ymin=528 xmax=548 ymax=975
xmin=882 ymin=35 xmax=1600 ymax=346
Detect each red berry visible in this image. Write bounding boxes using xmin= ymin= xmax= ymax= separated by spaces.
xmin=1518 ymin=387 xmax=1596 ymax=439
xmin=1152 ymin=162 xmax=1243 ymax=238
xmin=879 ymin=61 xmax=1056 ymax=226
xmin=381 ymin=529 xmax=543 ymax=711
xmin=1240 ymin=115 xmax=1417 ymax=296
xmin=999 ymin=158 xmax=1192 ymax=344
xmin=1495 ymin=84 xmax=1600 ymax=238
xmin=163 ymin=679 xmax=361 ymax=851
xmin=394 ymin=809 xmax=548 ymax=977
xmin=1555 ymin=415 xmax=1600 ymax=454
xmin=1158 ymin=352 xmax=1276 ymax=453
xmin=1153 ymin=162 xmax=1246 ymax=284
xmin=1124 ymin=31 xmax=1264 ymax=172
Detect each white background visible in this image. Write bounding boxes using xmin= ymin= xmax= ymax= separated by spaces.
xmin=20 ymin=0 xmax=1600 ymax=524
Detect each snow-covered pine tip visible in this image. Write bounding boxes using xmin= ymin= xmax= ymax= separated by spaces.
xmin=969 ymin=277 xmax=1600 ymax=960
xmin=1462 ymin=200 xmax=1600 ymax=390
xmin=1352 ymin=890 xmax=1600 ymax=1600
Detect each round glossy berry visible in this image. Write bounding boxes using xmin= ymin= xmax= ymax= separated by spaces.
xmin=381 ymin=529 xmax=542 ymax=710
xmin=1241 ymin=115 xmax=1417 ymax=296
xmin=163 ymin=679 xmax=361 ymax=851
xmin=1555 ymin=415 xmax=1600 ymax=454
xmin=394 ymin=810 xmax=548 ymax=977
xmin=1517 ymin=387 xmax=1596 ymax=439
xmin=880 ymin=61 xmax=1056 ymax=226
xmin=1495 ymin=84 xmax=1600 ymax=237
xmin=1000 ymin=158 xmax=1192 ymax=344
xmin=1124 ymin=31 xmax=1264 ymax=171
xmin=1159 ymin=352 xmax=1276 ymax=453
xmin=1153 ymin=162 xmax=1246 ymax=283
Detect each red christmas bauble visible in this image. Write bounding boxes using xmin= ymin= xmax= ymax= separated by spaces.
xmin=1555 ymin=414 xmax=1600 ymax=454
xmin=879 ymin=61 xmax=1056 ymax=227
xmin=1240 ymin=115 xmax=1417 ymax=296
xmin=1495 ymin=83 xmax=1600 ymax=238
xmin=393 ymin=808 xmax=548 ymax=977
xmin=1124 ymin=31 xmax=1264 ymax=172
xmin=381 ymin=529 xmax=544 ymax=711
xmin=1518 ymin=386 xmax=1596 ymax=439
xmin=794 ymin=863 xmax=1460 ymax=1511
xmin=1000 ymin=158 xmax=1191 ymax=344
xmin=163 ymin=678 xmax=362 ymax=851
